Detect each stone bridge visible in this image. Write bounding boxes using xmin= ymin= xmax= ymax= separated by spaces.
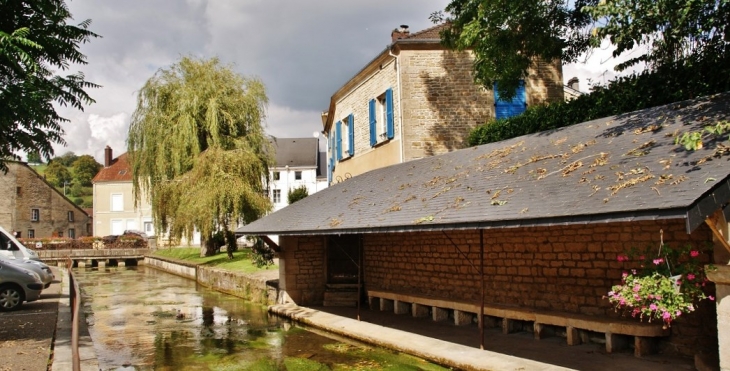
xmin=36 ymin=249 xmax=150 ymax=268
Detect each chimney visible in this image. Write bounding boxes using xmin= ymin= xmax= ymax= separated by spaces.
xmin=391 ymin=24 xmax=410 ymax=43
xmin=567 ymin=77 xmax=580 ymax=92
xmin=104 ymin=146 xmax=112 ymax=167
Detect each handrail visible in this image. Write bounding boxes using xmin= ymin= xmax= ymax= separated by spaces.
xmin=66 ymin=259 xmax=81 ymax=371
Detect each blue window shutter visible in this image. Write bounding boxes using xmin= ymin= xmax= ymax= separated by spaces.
xmin=385 ymin=88 xmax=394 ymax=139
xmin=335 ymin=120 xmax=342 ymax=161
xmin=348 ymin=113 xmax=355 ymax=156
xmin=494 ymin=81 xmax=527 ymax=120
xmin=369 ymin=99 xmax=377 ymax=146
xmin=329 ymin=132 xmax=335 ymax=172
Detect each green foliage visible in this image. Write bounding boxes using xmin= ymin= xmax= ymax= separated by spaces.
xmin=434 ymin=0 xmax=594 ymax=99
xmin=584 ymin=0 xmax=729 ymax=71
xmin=0 ymin=1 xmax=99 ymax=172
xmin=26 ymin=151 xmax=41 ymax=163
xmin=71 ymin=154 xmax=101 ymax=186
xmin=468 ymin=52 xmax=730 ymax=146
xmin=73 ymin=197 xmax=83 ymax=205
xmin=44 ymin=160 xmax=72 ymax=187
xmin=55 ymin=151 xmax=78 ymax=166
xmin=127 ymin=56 xmax=273 ymax=256
xmin=287 ymin=185 xmax=309 ymax=204
xmin=675 ymin=121 xmax=730 ymax=150
xmin=151 ymin=247 xmax=276 ymax=274
xmin=69 ymin=182 xmax=84 ymax=197
xmin=250 ymin=238 xmax=275 ymax=268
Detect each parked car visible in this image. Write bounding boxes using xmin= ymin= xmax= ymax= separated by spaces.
xmin=0 ymin=258 xmax=54 ymax=288
xmin=0 ymin=226 xmax=41 ymax=261
xmin=0 ymin=260 xmax=44 ymax=311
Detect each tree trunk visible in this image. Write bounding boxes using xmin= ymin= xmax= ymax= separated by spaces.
xmin=200 ymin=236 xmax=218 ymax=257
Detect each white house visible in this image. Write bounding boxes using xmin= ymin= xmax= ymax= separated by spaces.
xmin=268 ymin=137 xmax=327 ymax=212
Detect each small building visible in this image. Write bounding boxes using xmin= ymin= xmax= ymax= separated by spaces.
xmin=323 ymin=24 xmax=565 ymax=184
xmin=92 ymin=146 xmax=155 ymax=237
xmin=239 ymin=93 xmax=730 ymax=362
xmin=0 ymin=161 xmax=90 ymax=238
xmin=268 ymin=137 xmax=327 ymax=212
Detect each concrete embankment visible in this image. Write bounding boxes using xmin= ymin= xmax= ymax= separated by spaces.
xmin=143 ymin=256 xmax=279 ymax=305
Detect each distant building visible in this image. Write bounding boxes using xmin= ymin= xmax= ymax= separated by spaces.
xmin=323 ymin=24 xmax=565 ymax=183
xmin=91 ymin=146 xmax=155 ymax=238
xmin=268 ymin=137 xmax=327 ymax=212
xmin=0 ymin=161 xmax=90 ymax=238
xmin=564 ymin=77 xmax=584 ymax=101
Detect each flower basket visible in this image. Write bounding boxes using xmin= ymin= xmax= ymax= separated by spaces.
xmin=606 ymin=232 xmax=715 ymax=328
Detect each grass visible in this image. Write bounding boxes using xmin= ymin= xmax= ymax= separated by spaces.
xmin=151 ymin=247 xmax=277 ymax=274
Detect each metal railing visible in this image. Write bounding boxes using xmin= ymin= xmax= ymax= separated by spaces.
xmin=66 ymin=259 xmax=81 ymax=371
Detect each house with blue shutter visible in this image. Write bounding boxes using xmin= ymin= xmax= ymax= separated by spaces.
xmin=322 ymin=24 xmax=565 ymax=184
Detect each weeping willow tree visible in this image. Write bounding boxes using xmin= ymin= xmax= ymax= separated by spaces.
xmin=127 ymin=56 xmax=272 ymax=257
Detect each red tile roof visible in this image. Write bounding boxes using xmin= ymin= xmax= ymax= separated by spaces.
xmin=92 ymin=153 xmax=132 ymax=183
xmin=403 ymin=23 xmax=449 ymax=40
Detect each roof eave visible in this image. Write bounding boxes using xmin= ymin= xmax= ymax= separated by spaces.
xmin=239 ymin=207 xmax=691 ymax=237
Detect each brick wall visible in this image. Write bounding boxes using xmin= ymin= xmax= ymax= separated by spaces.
xmin=0 ymin=162 xmax=90 ymax=238
xmin=363 ymin=219 xmax=716 ymax=357
xmin=279 ymin=235 xmax=326 ymax=305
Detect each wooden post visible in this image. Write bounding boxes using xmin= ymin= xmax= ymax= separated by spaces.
xmin=480 ymin=229 xmax=485 ymax=350
xmin=357 ymin=235 xmax=362 ymax=321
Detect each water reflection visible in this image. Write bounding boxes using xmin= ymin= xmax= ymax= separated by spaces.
xmin=74 ymin=266 xmax=447 ymax=371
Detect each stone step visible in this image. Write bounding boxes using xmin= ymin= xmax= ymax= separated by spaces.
xmin=324 ymin=291 xmax=359 ymax=301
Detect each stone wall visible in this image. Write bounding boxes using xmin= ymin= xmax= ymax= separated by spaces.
xmin=0 ymin=162 xmax=90 ymax=238
xmin=278 ymin=235 xmax=326 ymax=306
xmin=362 ymin=219 xmax=716 ymax=357
xmin=399 ymin=50 xmax=564 ymax=161
xmin=198 ymin=266 xmax=278 ymax=305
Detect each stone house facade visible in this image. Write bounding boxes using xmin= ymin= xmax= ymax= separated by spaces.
xmin=0 ymin=161 xmax=90 ymax=238
xmin=323 ymin=24 xmax=564 ymax=184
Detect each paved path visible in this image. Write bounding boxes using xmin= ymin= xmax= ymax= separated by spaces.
xmin=0 ymin=267 xmax=97 ymax=371
xmin=271 ymin=303 xmax=697 ymax=371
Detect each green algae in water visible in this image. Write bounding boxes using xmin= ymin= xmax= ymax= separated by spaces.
xmin=284 ymin=357 xmax=331 ymax=371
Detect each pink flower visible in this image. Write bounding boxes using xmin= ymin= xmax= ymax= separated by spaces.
xmin=687 ymin=273 xmax=695 ymax=280
xmin=622 ymin=271 xmax=629 ymax=278
xmin=709 ymin=296 xmax=715 ymax=301
xmin=631 ymin=269 xmax=637 ymax=275
xmin=649 ymin=303 xmax=658 ymax=311
xmin=676 ymin=311 xmax=682 ymax=317
xmin=662 ymin=311 xmax=672 ymax=320
xmin=619 ymin=299 xmax=626 ymax=306
xmin=690 ymin=250 xmax=699 ymax=257
xmin=617 ymin=255 xmax=628 ymax=262
xmin=653 ymin=258 xmax=664 ymax=265
xmin=633 ymin=284 xmax=641 ymax=292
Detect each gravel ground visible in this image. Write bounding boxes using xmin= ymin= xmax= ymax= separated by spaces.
xmin=0 ymin=268 xmax=61 ymax=371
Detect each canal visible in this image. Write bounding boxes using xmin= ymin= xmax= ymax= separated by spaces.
xmin=74 ymin=266 xmax=449 ymax=371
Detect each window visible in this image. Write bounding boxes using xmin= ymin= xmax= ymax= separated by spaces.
xmin=31 ymin=208 xmax=39 ymax=222
xmin=273 ymin=171 xmax=280 ymax=181
xmin=370 ymin=88 xmax=394 ymax=146
xmin=68 ymin=229 xmax=75 ymax=239
xmin=494 ymin=81 xmax=527 ymax=120
xmin=68 ymin=211 xmax=74 ymax=222
xmin=27 ymin=229 xmax=34 ymax=238
xmin=111 ymin=220 xmax=124 ymax=235
xmin=58 ymin=231 xmax=63 ymax=237
xmin=272 ymin=189 xmax=281 ymax=203
xmin=144 ymin=221 xmax=154 ymax=235
xmin=295 ymin=171 xmax=302 ymax=180
xmin=16 ymin=187 xmax=21 ymax=196
xmin=111 ymin=194 xmax=123 ymax=212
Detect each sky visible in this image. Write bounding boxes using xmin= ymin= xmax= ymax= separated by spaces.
xmin=51 ymin=0 xmax=638 ymax=163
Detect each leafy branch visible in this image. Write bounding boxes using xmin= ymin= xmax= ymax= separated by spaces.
xmin=675 ymin=121 xmax=730 ymax=150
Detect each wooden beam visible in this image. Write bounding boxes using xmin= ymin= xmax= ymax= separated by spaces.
xmin=259 ymin=235 xmax=281 ymax=252
xmin=705 ymin=210 xmax=730 ymax=255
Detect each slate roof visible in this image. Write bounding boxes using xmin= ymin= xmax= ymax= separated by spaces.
xmin=239 ymin=93 xmax=730 ymax=236
xmin=92 ymin=153 xmax=132 ymax=183
xmin=271 ymin=138 xmax=319 ymax=168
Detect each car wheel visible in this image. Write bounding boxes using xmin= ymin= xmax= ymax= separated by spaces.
xmin=0 ymin=284 xmax=24 ymax=311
